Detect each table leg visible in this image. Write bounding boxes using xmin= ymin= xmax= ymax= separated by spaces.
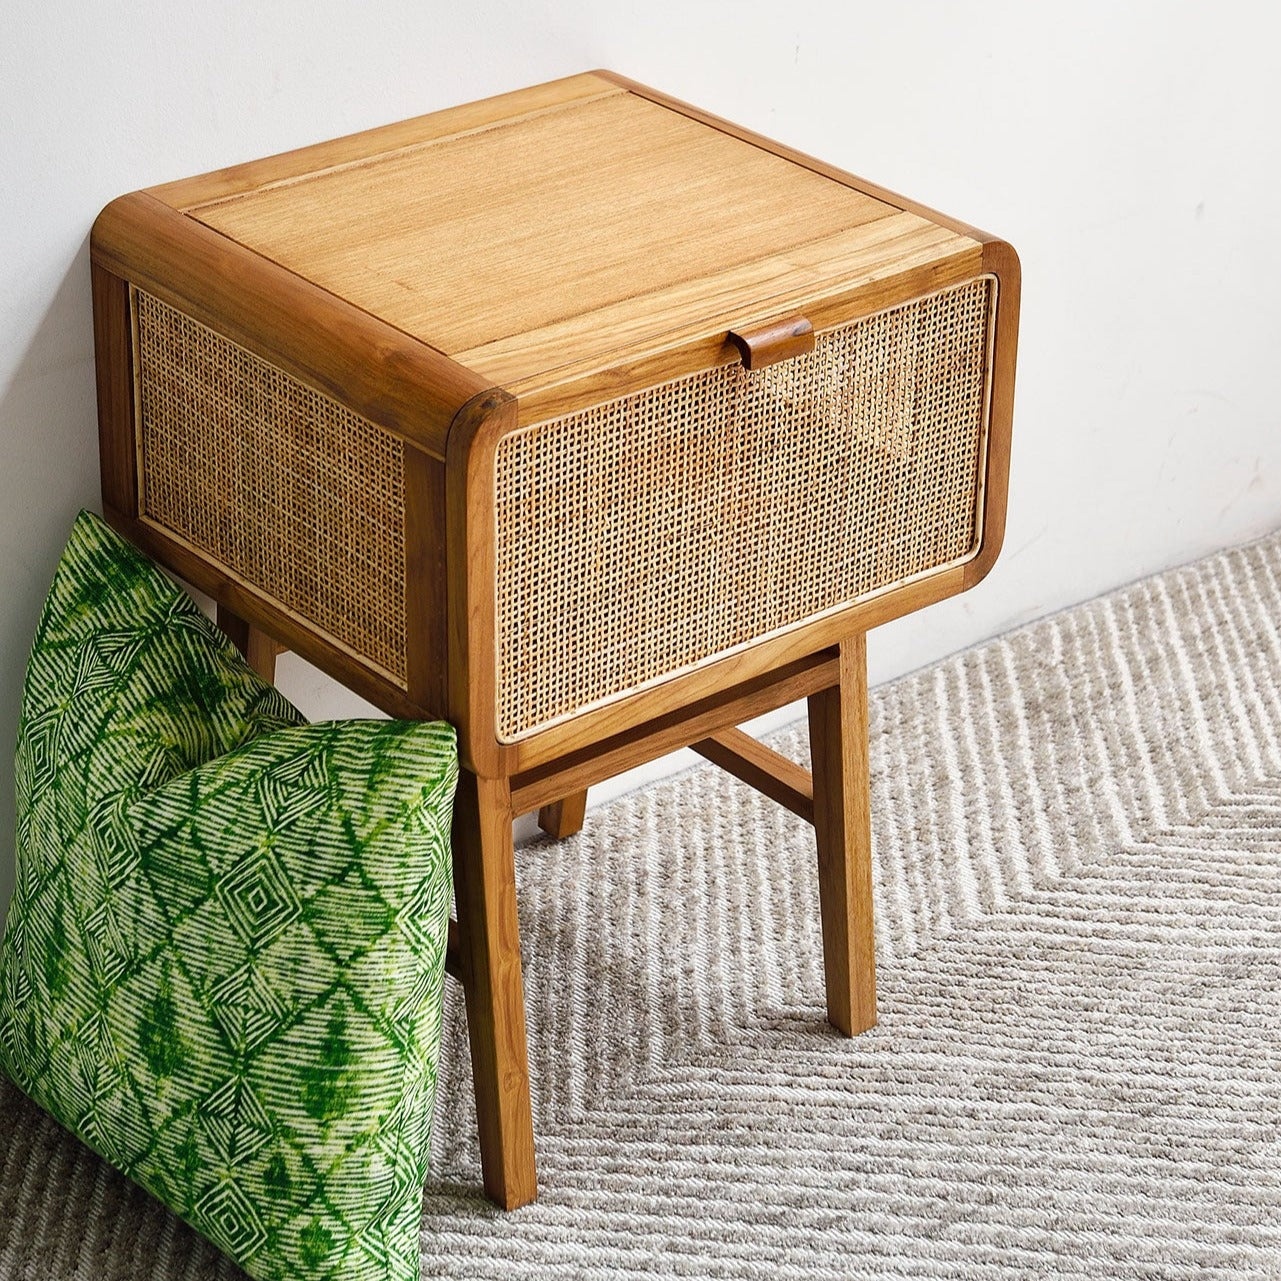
xmin=806 ymin=634 xmax=877 ymax=1036
xmin=537 ymin=789 xmax=588 ymax=839
xmin=451 ymin=769 xmax=538 ymax=1208
xmin=215 ymin=604 xmax=281 ymax=683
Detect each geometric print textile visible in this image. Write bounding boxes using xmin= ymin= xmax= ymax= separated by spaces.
xmin=0 ymin=510 xmax=457 ymax=1281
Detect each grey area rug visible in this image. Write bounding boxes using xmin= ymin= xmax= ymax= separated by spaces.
xmin=4 ymin=530 xmax=1281 ymax=1279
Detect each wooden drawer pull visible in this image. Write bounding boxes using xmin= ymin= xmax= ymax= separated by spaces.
xmin=728 ymin=314 xmax=815 ymax=371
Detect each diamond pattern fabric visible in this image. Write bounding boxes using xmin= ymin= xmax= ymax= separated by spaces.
xmin=0 ymin=511 xmax=457 ymax=1281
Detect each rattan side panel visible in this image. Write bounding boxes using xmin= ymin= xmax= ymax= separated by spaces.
xmin=134 ymin=291 xmax=407 ymax=684
xmin=495 ymin=276 xmax=995 ymax=741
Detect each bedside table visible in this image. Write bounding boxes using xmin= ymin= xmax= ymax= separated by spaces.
xmin=90 ymin=70 xmax=1019 ymax=1209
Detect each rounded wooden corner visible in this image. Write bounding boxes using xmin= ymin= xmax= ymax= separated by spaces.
xmin=963 ymin=526 xmax=1007 ymax=592
xmin=89 ymin=190 xmax=148 ymax=269
xmin=457 ymin=737 xmax=515 ymax=781
xmin=92 ymin=190 xmax=482 ymax=460
xmin=445 ymin=388 xmax=519 ymax=469
xmin=588 ymin=69 xmax=631 ymax=89
xmin=981 ymin=237 xmax=1022 ymax=306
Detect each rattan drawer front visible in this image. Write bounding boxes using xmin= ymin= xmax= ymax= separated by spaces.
xmin=495 ymin=276 xmax=995 ymax=742
xmin=134 ymin=291 xmax=408 ymax=685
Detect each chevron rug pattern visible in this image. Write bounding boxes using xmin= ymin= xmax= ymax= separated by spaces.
xmin=4 ymin=529 xmax=1281 ymax=1278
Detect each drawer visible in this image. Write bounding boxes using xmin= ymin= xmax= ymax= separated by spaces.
xmin=493 ymin=277 xmax=997 ymax=742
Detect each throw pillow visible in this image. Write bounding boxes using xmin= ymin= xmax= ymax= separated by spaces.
xmin=0 ymin=510 xmax=456 ymax=1281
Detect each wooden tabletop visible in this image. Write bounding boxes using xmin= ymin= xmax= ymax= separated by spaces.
xmin=149 ymin=72 xmax=981 ymax=419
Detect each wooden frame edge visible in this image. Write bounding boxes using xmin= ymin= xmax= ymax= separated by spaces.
xmin=592 ymin=70 xmax=1002 ymax=247
xmin=691 ymin=727 xmax=815 ymax=824
xmin=90 ymin=190 xmax=488 ymax=459
xmin=964 ymin=238 xmax=1020 ymax=590
xmin=510 ymin=650 xmax=839 ymax=815
xmin=148 ymin=73 xmax=621 ymax=212
xmin=404 ymin=446 xmax=451 ymax=716
xmin=510 ymin=559 xmax=972 ymax=771
xmin=91 ymin=263 xmax=139 ymax=517
xmin=104 ymin=505 xmax=432 ymax=721
xmin=446 ymin=389 xmax=518 ymax=778
xmin=505 ymin=242 xmax=984 ymax=426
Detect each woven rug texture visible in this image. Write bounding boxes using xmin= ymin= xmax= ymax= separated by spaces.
xmin=3 ymin=529 xmax=1281 ymax=1278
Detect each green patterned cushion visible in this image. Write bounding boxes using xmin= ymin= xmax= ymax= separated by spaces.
xmin=0 ymin=511 xmax=457 ymax=1281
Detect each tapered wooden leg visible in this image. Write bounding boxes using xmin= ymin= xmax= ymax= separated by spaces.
xmin=806 ymin=634 xmax=877 ymax=1036
xmin=215 ymin=604 xmax=281 ymax=683
xmin=537 ymin=789 xmax=588 ymax=839
xmin=451 ymin=770 xmax=538 ymax=1208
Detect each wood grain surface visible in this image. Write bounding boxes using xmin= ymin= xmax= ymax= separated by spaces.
xmin=189 ymin=90 xmax=896 ymax=362
xmin=90 ymin=264 xmax=138 ymax=516
xmin=807 ymin=635 xmax=877 ymax=1035
xmin=156 ymin=75 xmax=985 ymax=416
xmin=451 ymin=770 xmax=538 ymax=1209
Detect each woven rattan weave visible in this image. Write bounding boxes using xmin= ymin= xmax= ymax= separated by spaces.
xmin=494 ymin=277 xmax=995 ymax=741
xmin=135 ymin=290 xmax=408 ymax=684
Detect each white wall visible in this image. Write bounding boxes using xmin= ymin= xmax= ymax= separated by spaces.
xmin=3 ymin=1 xmax=1280 ymax=920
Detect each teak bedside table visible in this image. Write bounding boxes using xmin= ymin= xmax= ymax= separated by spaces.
xmin=90 ymin=71 xmax=1019 ymax=1209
